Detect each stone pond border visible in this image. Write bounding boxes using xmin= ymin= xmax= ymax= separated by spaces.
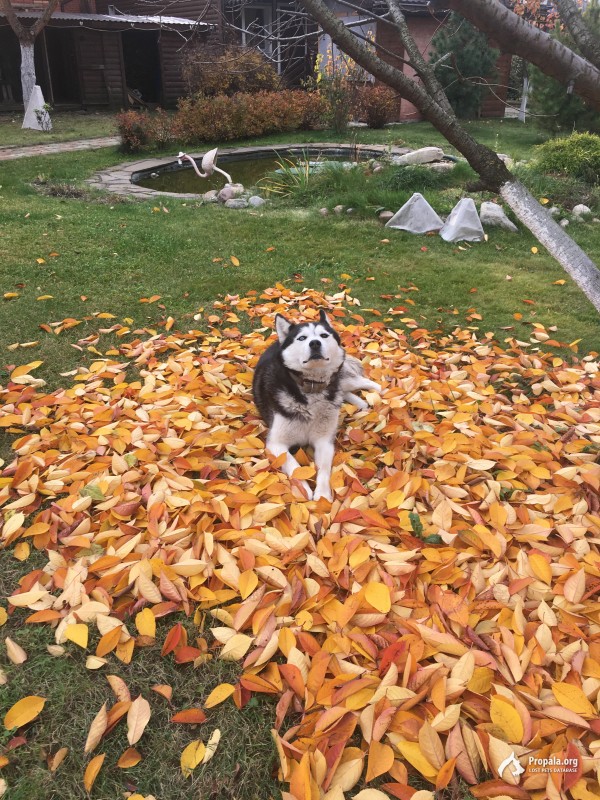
xmin=86 ymin=143 xmax=413 ymax=200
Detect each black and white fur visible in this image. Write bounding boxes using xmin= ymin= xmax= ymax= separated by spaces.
xmin=252 ymin=309 xmax=381 ymax=501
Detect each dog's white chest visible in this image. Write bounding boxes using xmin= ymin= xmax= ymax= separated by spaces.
xmin=274 ymin=391 xmax=339 ymax=446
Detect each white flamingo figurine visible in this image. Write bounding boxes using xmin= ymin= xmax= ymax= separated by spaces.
xmin=177 ymin=148 xmax=233 ymax=184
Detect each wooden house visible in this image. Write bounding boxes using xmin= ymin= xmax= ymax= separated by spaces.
xmin=0 ymin=0 xmax=215 ymax=108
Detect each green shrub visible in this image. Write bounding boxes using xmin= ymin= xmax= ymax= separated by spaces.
xmin=182 ymin=44 xmax=280 ymax=97
xmin=533 ymin=132 xmax=600 ymax=184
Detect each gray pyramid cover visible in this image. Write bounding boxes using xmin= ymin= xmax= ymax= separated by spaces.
xmin=385 ymin=192 xmax=444 ymax=233
xmin=440 ymin=197 xmax=485 ymax=242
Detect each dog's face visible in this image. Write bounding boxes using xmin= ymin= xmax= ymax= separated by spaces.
xmin=276 ymin=310 xmax=345 ymax=375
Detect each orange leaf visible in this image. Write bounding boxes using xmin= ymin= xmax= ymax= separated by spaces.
xmin=83 ymin=753 xmax=105 ymax=793
xmin=117 ymin=747 xmax=142 ymax=768
xmin=171 ymin=708 xmax=207 ymax=725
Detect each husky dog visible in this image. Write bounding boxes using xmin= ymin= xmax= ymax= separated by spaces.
xmin=252 ymin=309 xmax=381 ymax=501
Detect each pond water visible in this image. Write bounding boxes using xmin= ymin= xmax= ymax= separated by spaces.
xmin=132 ymin=147 xmax=373 ymax=194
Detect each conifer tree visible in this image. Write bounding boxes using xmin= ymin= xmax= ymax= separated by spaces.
xmin=429 ymin=12 xmax=498 ymax=118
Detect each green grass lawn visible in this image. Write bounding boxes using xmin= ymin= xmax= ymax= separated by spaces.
xmin=0 ymin=112 xmax=117 ymax=148
xmin=0 ymin=122 xmax=598 ymax=800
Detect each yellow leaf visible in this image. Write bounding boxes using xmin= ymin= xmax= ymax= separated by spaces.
xmin=202 ymin=728 xmax=221 ymax=763
xmin=83 ymin=753 xmax=105 ymax=793
xmin=65 ymin=624 xmax=88 ymax=649
xmin=364 ymin=583 xmax=391 ymax=613
xmin=84 ymin=702 xmax=108 ymax=754
xmin=366 ymin=740 xmax=394 ymax=781
xmin=36 ymin=295 xmax=53 ymax=301
xmin=239 ymin=570 xmax=258 ymax=599
xmin=5 ymin=637 xmax=27 ymax=665
xmin=490 ymin=696 xmax=524 ymax=743
xmin=219 ymin=633 xmax=253 ymax=661
xmin=11 ymin=361 xmax=42 ymax=379
xmin=552 ymin=682 xmax=596 ymax=717
xmin=531 ymin=247 xmax=538 ymax=254
xmin=127 ymin=695 xmax=151 ymax=745
xmin=540 ymin=197 xmax=550 ymax=204
xmin=467 ymin=667 xmax=494 ymax=694
xmin=554 ymin=279 xmax=566 ymax=285
xmin=12 ymin=542 xmax=30 ymax=561
xmin=204 ymin=683 xmax=236 ymax=709
xmin=3 ymin=293 xmax=19 ymax=299
xmin=85 ymin=656 xmax=107 ymax=670
xmin=529 ymin=553 xmax=552 ymax=584
xmin=4 ymin=696 xmax=46 ymax=730
xmin=135 ymin=608 xmax=156 ymax=638
xmin=0 ymin=609 xmax=7 ymax=627
xmin=230 ymin=256 xmax=240 ymax=266
xmin=181 ymin=739 xmax=206 ymax=777
xmin=396 ymin=740 xmax=437 ymax=781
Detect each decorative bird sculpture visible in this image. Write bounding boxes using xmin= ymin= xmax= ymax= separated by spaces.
xmin=177 ymin=148 xmax=233 ymax=184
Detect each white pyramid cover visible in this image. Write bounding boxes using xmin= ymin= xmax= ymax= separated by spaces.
xmin=385 ymin=192 xmax=444 ymax=233
xmin=22 ymin=86 xmax=52 ymax=131
xmin=440 ymin=197 xmax=484 ymax=242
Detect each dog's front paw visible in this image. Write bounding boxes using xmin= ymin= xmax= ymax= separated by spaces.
xmin=313 ymin=486 xmax=333 ymax=502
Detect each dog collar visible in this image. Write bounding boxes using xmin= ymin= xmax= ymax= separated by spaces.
xmin=290 ymin=366 xmax=342 ymax=395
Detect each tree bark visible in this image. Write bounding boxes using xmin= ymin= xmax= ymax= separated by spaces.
xmin=555 ymin=0 xmax=600 ymax=71
xmin=431 ymin=0 xmax=600 ymax=110
xmin=500 ymin=181 xmax=600 ymax=310
xmin=20 ymin=41 xmax=36 ymax=109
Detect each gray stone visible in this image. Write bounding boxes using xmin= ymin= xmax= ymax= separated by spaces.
xmin=392 ymin=147 xmax=445 ymax=166
xmin=348 ymin=121 xmax=368 ymax=128
xmin=373 ymin=165 xmax=384 ymax=173
xmin=248 ymin=195 xmax=266 ymax=207
xmin=479 ymin=201 xmax=518 ymax=232
xmin=319 ymin=208 xmax=329 ymax=216
xmin=378 ymin=211 xmax=394 ymax=223
xmin=426 ymin=161 xmax=454 ymax=173
xmin=496 ymin=153 xmax=515 ymax=169
xmin=593 ymin=218 xmax=600 ymax=223
xmin=218 ymin=183 xmax=245 ymax=202
xmin=224 ymin=198 xmax=248 ymax=209
xmin=560 ymin=218 xmax=570 ymax=228
xmin=333 ymin=205 xmax=345 ymax=215
xmin=549 ymin=206 xmax=561 ymax=218
xmin=346 ymin=208 xmax=354 ymax=215
xmin=572 ymin=203 xmax=592 ymax=217
xmin=202 ymin=190 xmax=219 ymax=202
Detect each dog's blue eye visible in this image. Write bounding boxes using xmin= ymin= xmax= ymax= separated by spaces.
xmin=298 ymin=335 xmax=307 ymax=341
xmin=320 ymin=334 xmax=329 ymax=339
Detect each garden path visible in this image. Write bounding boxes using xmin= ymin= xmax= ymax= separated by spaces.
xmin=0 ymin=136 xmax=120 ymax=161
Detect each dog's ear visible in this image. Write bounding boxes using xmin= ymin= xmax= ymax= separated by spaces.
xmin=275 ymin=314 xmax=292 ymax=343
xmin=319 ymin=308 xmax=332 ymax=329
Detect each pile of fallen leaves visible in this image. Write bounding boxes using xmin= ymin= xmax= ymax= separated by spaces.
xmin=1 ymin=286 xmax=600 ymax=800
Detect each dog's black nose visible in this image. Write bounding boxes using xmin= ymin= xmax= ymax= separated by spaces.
xmin=309 ymin=339 xmax=322 ymax=350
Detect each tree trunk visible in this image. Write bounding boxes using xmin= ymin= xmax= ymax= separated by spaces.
xmin=433 ymin=0 xmax=600 ymax=110
xmin=501 ymin=181 xmax=600 ymax=311
xmin=555 ymin=0 xmax=600 ymax=71
xmin=20 ymin=40 xmax=36 ymax=109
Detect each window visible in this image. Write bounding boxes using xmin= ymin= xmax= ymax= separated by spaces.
xmin=241 ymin=5 xmax=274 ymax=58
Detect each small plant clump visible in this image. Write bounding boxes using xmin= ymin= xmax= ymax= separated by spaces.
xmin=532 ymin=132 xmax=600 ymax=184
